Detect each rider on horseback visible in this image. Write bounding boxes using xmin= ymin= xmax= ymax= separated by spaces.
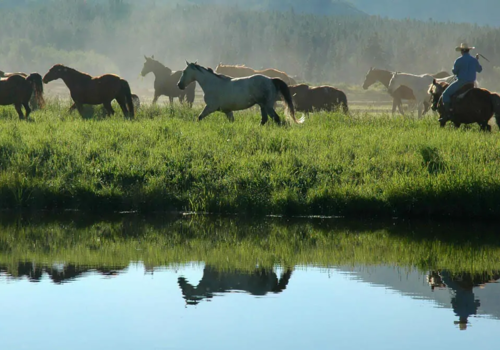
xmin=439 ymin=43 xmax=482 ymax=123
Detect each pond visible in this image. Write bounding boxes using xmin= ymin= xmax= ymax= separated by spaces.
xmin=0 ymin=215 xmax=499 ymax=350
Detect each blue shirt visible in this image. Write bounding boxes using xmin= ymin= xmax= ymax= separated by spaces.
xmin=452 ymin=52 xmax=482 ymax=82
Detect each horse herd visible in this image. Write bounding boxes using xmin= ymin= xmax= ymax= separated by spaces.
xmin=1 ymin=56 xmax=500 ymax=130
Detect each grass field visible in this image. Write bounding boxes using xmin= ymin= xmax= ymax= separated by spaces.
xmin=1 ymin=216 xmax=500 ymax=274
xmin=1 ymin=99 xmax=500 ymax=219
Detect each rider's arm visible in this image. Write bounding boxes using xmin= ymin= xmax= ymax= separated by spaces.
xmin=476 ymin=59 xmax=483 ymax=73
xmin=452 ymin=57 xmax=460 ymax=75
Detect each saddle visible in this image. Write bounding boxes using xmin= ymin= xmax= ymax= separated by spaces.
xmin=452 ymin=83 xmax=475 ymax=101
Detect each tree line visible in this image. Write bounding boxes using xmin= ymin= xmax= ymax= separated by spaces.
xmin=1 ymin=1 xmax=500 ymax=89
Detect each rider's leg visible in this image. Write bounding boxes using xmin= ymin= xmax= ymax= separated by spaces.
xmin=439 ymin=81 xmax=464 ymax=123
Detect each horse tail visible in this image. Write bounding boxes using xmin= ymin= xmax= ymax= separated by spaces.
xmin=120 ymin=79 xmax=134 ymax=118
xmin=26 ymin=73 xmax=45 ymax=109
xmin=490 ymin=93 xmax=500 ymax=128
xmin=272 ymin=78 xmax=303 ymax=124
xmin=339 ymin=91 xmax=349 ymax=114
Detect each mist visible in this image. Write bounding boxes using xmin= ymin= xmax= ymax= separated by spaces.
xmin=1 ymin=0 xmax=500 ymax=99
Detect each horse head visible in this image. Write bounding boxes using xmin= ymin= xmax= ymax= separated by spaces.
xmin=362 ymin=67 xmax=376 ymax=90
xmin=42 ymin=64 xmax=67 ymax=84
xmin=178 ymin=61 xmax=198 ymax=90
xmin=428 ymin=79 xmax=447 ymax=111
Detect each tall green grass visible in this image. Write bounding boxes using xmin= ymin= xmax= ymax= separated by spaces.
xmin=1 ymin=100 xmax=500 ymax=219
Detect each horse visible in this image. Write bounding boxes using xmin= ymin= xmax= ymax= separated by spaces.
xmin=177 ymin=265 xmax=293 ymax=305
xmin=363 ymin=68 xmax=450 ymax=115
xmin=141 ymin=55 xmax=195 ymax=106
xmin=1 ymin=70 xmax=44 ymax=110
xmin=43 ymin=64 xmax=134 ymax=118
xmin=177 ymin=61 xmax=303 ymax=125
xmin=428 ymin=79 xmax=496 ymax=130
xmin=0 ymin=73 xmax=44 ymax=119
xmin=289 ymin=84 xmax=348 ymax=114
xmin=388 ymin=72 xmax=435 ymax=118
xmin=215 ymin=63 xmax=297 ymax=85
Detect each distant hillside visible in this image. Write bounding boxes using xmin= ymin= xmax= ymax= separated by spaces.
xmin=187 ymin=0 xmax=367 ymax=17
xmin=348 ymin=0 xmax=500 ymax=26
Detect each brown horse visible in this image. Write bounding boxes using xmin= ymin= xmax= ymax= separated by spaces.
xmin=1 ymin=70 xmax=43 ymax=110
xmin=215 ymin=63 xmax=297 ymax=85
xmin=363 ymin=68 xmax=449 ymax=115
xmin=428 ymin=79 xmax=496 ymax=130
xmin=42 ymin=64 xmax=134 ymax=118
xmin=141 ymin=55 xmax=195 ymax=106
xmin=289 ymin=84 xmax=348 ymax=114
xmin=0 ymin=73 xmax=44 ymax=119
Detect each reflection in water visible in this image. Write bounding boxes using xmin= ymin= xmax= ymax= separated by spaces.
xmin=0 ymin=262 xmax=126 ymax=284
xmin=177 ymin=266 xmax=293 ymax=305
xmin=427 ymin=271 xmax=500 ymax=330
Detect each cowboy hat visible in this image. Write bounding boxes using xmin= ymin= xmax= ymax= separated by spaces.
xmin=456 ymin=43 xmax=475 ymax=51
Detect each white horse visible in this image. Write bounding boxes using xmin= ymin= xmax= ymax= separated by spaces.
xmin=388 ymin=72 xmax=434 ymax=118
xmin=177 ymin=61 xmax=304 ymax=125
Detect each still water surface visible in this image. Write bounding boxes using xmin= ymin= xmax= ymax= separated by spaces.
xmin=1 ymin=261 xmax=499 ymax=350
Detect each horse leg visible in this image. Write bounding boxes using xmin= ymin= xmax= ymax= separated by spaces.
xmin=116 ymin=96 xmax=129 ymax=118
xmin=14 ymin=103 xmax=24 ymax=120
xmin=197 ymin=104 xmax=217 ymax=122
xmin=453 ymin=122 xmax=461 ymax=129
xmin=169 ymin=96 xmax=174 ymax=106
xmin=224 ymin=111 xmax=234 ymax=122
xmin=68 ymin=102 xmax=78 ymax=114
xmin=423 ymin=101 xmax=430 ymax=115
xmin=23 ymin=102 xmax=31 ymax=119
xmin=479 ymin=122 xmax=491 ymax=132
xmin=417 ymin=103 xmax=423 ymax=119
xmin=260 ymin=106 xmax=269 ymax=125
xmin=152 ymin=92 xmax=159 ymax=104
xmin=269 ymin=108 xmax=282 ymax=126
xmin=103 ymin=101 xmax=115 ymax=116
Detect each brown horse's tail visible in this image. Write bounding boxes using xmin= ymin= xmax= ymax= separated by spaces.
xmin=26 ymin=73 xmax=45 ymax=109
xmin=272 ymin=78 xmax=304 ymax=124
xmin=339 ymin=90 xmax=349 ymax=114
xmin=120 ymin=79 xmax=134 ymax=118
xmin=491 ymin=93 xmax=500 ymax=128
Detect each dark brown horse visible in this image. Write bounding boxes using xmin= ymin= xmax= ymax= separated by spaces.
xmin=363 ymin=68 xmax=449 ymax=115
xmin=141 ymin=55 xmax=195 ymax=106
xmin=0 ymin=73 xmax=44 ymax=119
xmin=428 ymin=79 xmax=496 ymax=131
xmin=289 ymin=84 xmax=348 ymax=114
xmin=42 ymin=64 xmax=134 ymax=118
xmin=1 ymin=70 xmax=43 ymax=110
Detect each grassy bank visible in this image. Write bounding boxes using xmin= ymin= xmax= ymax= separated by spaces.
xmin=1 ymin=216 xmax=500 ymax=274
xmin=1 ymin=101 xmax=500 ymax=219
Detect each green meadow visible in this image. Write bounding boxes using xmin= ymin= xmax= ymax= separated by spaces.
xmin=1 ymin=100 xmax=500 ymax=219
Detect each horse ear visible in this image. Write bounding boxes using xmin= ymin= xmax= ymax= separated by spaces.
xmin=144 ymin=55 xmax=147 ymax=60
xmin=186 ymin=60 xmax=189 ymax=65
xmin=195 ymin=60 xmax=198 ymax=64
xmin=433 ymin=79 xmax=437 ymax=85
xmin=152 ymin=54 xmax=155 ymax=59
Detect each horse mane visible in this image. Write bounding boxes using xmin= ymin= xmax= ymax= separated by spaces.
xmin=52 ymin=64 xmax=93 ymax=80
xmin=144 ymin=56 xmax=172 ymax=74
xmin=428 ymin=81 xmax=449 ymax=94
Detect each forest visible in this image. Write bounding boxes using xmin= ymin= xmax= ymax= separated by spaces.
xmin=1 ymin=0 xmax=500 ymax=89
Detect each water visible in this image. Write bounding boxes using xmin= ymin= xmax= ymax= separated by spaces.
xmin=0 ymin=216 xmax=499 ymax=350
